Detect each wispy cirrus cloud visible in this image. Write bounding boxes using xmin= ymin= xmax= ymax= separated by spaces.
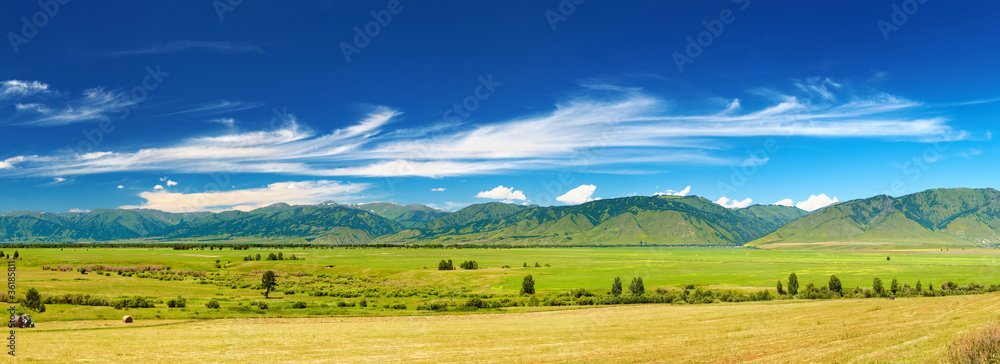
xmin=0 ymin=80 xmax=50 ymax=99
xmin=1 ymin=83 xmax=136 ymax=126
xmin=156 ymin=100 xmax=264 ymax=118
xmin=0 ymin=78 xmax=976 ymax=179
xmin=106 ymin=40 xmax=263 ymax=56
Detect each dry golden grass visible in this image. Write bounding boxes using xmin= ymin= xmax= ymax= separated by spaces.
xmin=8 ymin=293 xmax=1000 ymax=363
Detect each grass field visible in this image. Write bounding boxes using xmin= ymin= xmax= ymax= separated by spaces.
xmin=10 ymin=293 xmax=1000 ymax=363
xmin=6 ymin=246 xmax=1000 ymax=362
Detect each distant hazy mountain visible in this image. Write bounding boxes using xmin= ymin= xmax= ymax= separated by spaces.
xmin=380 ymin=196 xmax=808 ymax=246
xmin=751 ymin=188 xmax=1000 ymax=247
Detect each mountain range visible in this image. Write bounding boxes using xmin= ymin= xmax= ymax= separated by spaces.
xmin=3 ymin=188 xmax=1000 ymax=248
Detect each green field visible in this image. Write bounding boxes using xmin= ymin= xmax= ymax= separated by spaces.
xmin=6 ymin=246 xmax=1000 ymax=362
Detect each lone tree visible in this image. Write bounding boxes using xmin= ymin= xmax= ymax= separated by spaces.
xmin=23 ymin=287 xmax=44 ymax=313
xmin=915 ymin=280 xmax=923 ymax=292
xmin=873 ymin=277 xmax=884 ymax=296
xmin=438 ymin=259 xmax=455 ymax=270
xmin=261 ymin=270 xmax=277 ymax=298
xmin=521 ymin=275 xmax=535 ymax=295
xmin=788 ymin=273 xmax=799 ymax=295
xmin=629 ymin=277 xmax=645 ymax=296
xmin=829 ymin=275 xmax=843 ymax=295
xmin=611 ymin=277 xmax=623 ymax=296
xmin=776 ymin=280 xmax=785 ymax=295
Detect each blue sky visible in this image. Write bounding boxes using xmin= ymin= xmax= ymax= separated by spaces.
xmin=1 ymin=0 xmax=997 ymax=213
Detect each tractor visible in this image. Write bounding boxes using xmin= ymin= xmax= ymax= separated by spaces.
xmin=8 ymin=314 xmax=34 ymax=328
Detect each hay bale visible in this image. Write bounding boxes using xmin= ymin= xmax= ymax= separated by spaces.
xmin=122 ymin=315 xmax=133 ymax=323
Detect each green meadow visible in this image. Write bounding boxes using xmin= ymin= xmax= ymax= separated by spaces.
xmin=13 ymin=246 xmax=1000 ymax=316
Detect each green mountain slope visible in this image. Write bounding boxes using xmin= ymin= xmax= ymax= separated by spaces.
xmin=752 ymin=188 xmax=1000 ymax=248
xmin=349 ymin=202 xmax=449 ymax=228
xmin=381 ymin=196 xmax=808 ymax=246
xmin=166 ymin=204 xmax=403 ymax=243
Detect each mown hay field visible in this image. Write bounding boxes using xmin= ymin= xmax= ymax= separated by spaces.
xmin=10 ymin=293 xmax=1000 ymax=363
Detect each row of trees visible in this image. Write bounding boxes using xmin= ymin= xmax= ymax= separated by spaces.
xmin=777 ymin=272 xmax=976 ymax=298
xmin=243 ymin=252 xmax=300 ymax=261
xmin=438 ymin=259 xmax=481 ymax=270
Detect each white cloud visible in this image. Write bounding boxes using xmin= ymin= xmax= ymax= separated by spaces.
xmin=715 ymin=197 xmax=753 ymax=209
xmin=0 ymin=80 xmax=49 ymax=98
xmin=557 ymin=184 xmax=597 ymax=204
xmin=67 ymin=208 xmax=90 ymax=213
xmin=654 ymin=185 xmax=690 ymax=196
xmin=120 ymin=180 xmax=369 ymax=213
xmin=153 ymin=185 xmax=164 ymax=190
xmin=0 ymin=79 xmax=972 ymax=178
xmin=208 ymin=118 xmax=236 ymax=127
xmin=772 ymin=199 xmax=795 ymax=207
xmin=8 ymin=87 xmax=137 ymax=126
xmin=117 ymin=185 xmax=125 ymax=189
xmin=476 ymin=185 xmax=526 ymax=201
xmin=166 ymin=180 xmax=178 ymax=187
xmin=796 ymin=194 xmax=839 ymax=212
xmin=431 ymin=188 xmax=445 ymax=192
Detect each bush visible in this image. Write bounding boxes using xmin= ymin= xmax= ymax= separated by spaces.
xmin=291 ymin=301 xmax=307 ymax=309
xmin=166 ymin=296 xmax=187 ymax=308
xmin=438 ymin=259 xmax=455 ymax=270
xmin=949 ymin=320 xmax=1000 ymax=363
xmin=205 ymin=299 xmax=220 ymax=309
xmin=417 ymin=300 xmax=449 ymax=311
xmin=459 ymin=260 xmax=479 ymax=270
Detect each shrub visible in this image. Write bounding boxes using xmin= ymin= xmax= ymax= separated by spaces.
xmin=291 ymin=301 xmax=307 ymax=309
xmin=570 ymin=288 xmax=592 ymax=298
xmin=166 ymin=296 xmax=187 ymax=308
xmin=459 ymin=260 xmax=479 ymax=270
xmin=776 ymin=280 xmax=785 ymax=295
xmin=464 ymin=297 xmax=485 ymax=309
xmin=205 ymin=299 xmax=220 ymax=309
xmin=949 ymin=320 xmax=1000 ymax=363
xmin=438 ymin=259 xmax=455 ymax=270
xmin=417 ymin=301 xmax=449 ymax=311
